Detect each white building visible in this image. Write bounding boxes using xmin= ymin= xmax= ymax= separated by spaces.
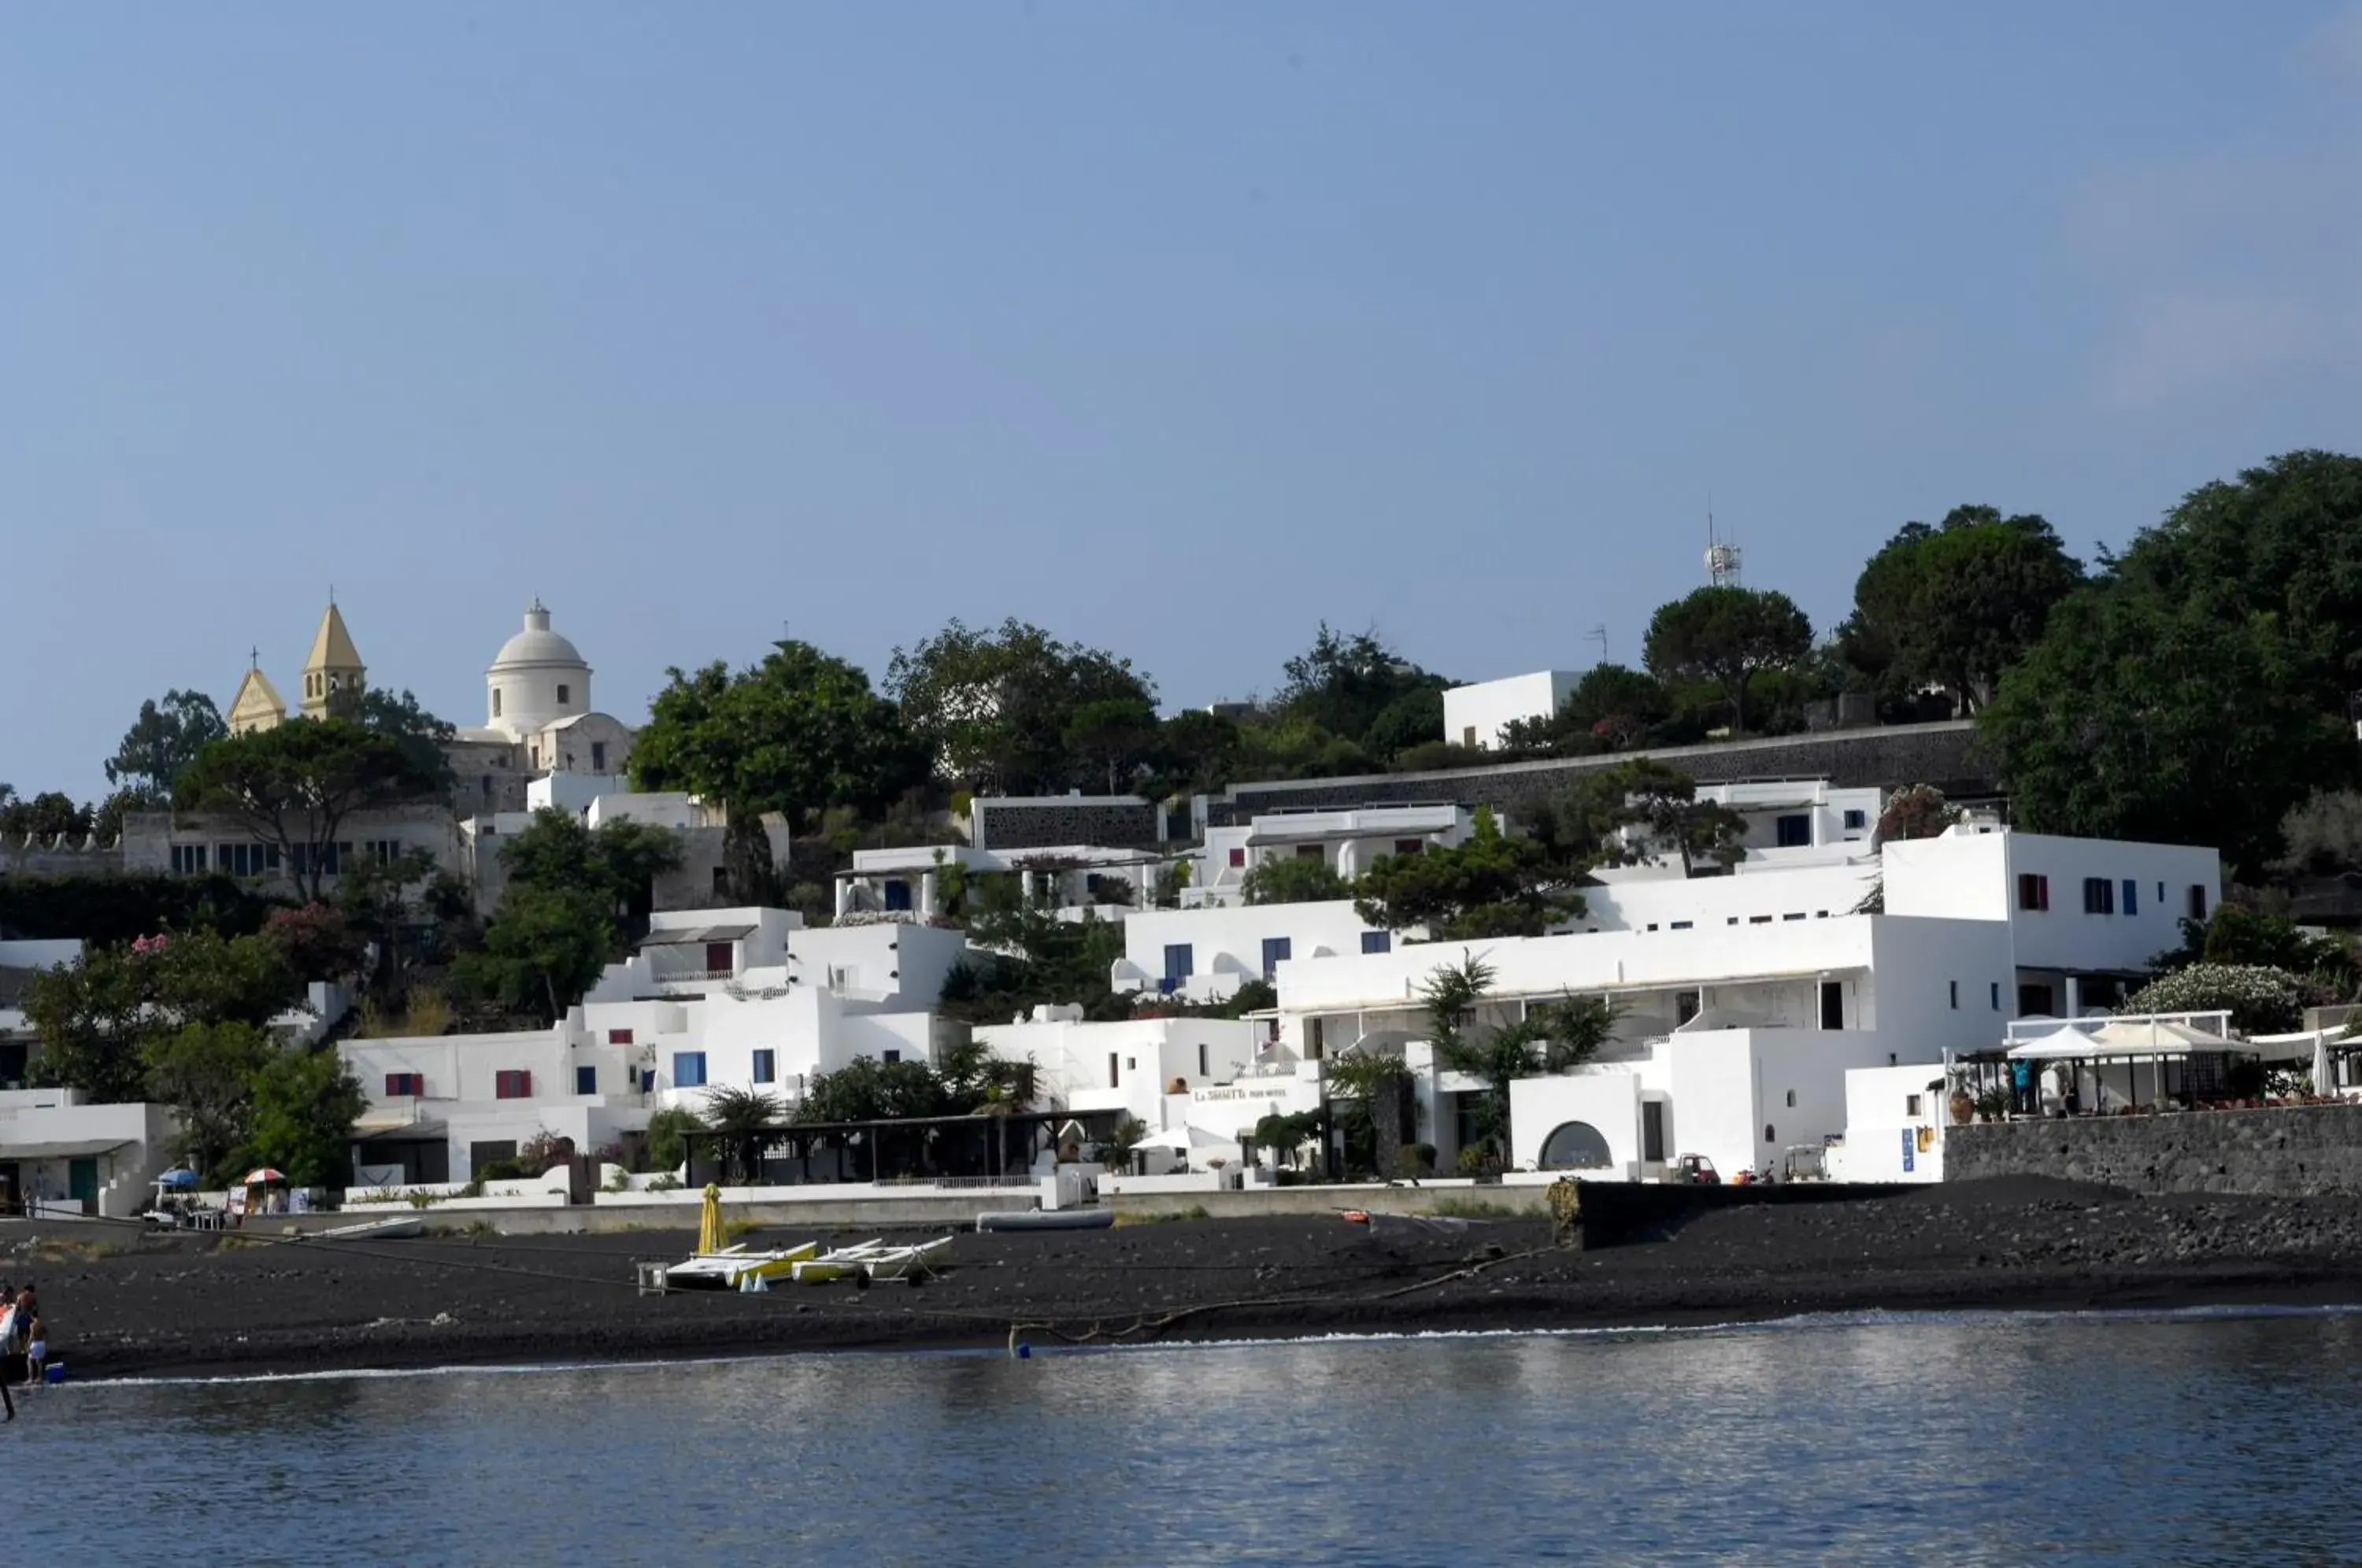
xmin=1189 ymin=804 xmax=1474 ymax=908
xmin=835 ymin=843 xmax=1167 ymax=923
xmin=1882 ymin=824 xmax=2219 ymax=1015
xmin=0 ymin=940 xmax=180 ymax=1217
xmin=0 ymin=1088 xmax=177 ymax=1219
xmin=343 ymin=908 xmax=977 ymax=1183
xmin=1113 ymin=900 xmax=1401 ymax=1003
xmin=1443 ymin=671 xmax=1580 ymax=750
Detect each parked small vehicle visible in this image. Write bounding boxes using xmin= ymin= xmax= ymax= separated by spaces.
xmin=1667 ymin=1154 xmax=1720 ymax=1185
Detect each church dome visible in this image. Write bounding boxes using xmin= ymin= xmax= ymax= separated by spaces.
xmin=486 ymin=599 xmax=592 ymax=744
xmin=491 ymin=599 xmax=587 ymax=671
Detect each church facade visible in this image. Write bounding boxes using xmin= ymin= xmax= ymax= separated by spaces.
xmin=126 ymin=598 xmax=642 ymax=891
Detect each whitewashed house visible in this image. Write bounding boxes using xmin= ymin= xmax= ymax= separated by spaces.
xmin=1113 ymin=900 xmax=1401 ymax=1003
xmin=1443 ymin=671 xmax=1580 ymax=750
xmin=343 ymin=908 xmax=978 ymax=1184
xmin=1188 ymin=804 xmax=1474 ymax=908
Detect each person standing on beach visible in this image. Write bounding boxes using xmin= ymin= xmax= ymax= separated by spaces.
xmin=23 ymin=1316 xmax=44 ymax=1385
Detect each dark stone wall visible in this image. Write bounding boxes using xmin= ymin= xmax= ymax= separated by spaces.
xmin=1947 ymin=1105 xmax=2362 ymax=1196
xmin=974 ymin=797 xmax=1161 ymax=851
xmin=1205 ymin=721 xmax=1991 ymax=826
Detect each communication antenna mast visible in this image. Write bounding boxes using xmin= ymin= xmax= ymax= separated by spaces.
xmin=1704 ymin=497 xmax=1742 ymax=587
xmin=1587 ymin=625 xmax=1609 ymax=664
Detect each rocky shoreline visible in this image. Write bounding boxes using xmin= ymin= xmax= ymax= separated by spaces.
xmin=15 ymin=1178 xmax=2362 ymax=1381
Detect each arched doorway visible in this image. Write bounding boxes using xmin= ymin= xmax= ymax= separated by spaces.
xmin=1538 ymin=1120 xmax=1613 ymax=1170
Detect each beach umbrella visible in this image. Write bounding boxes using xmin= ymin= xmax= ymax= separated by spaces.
xmin=241 ymin=1167 xmax=287 ymax=1186
xmin=698 ymin=1182 xmax=725 ymax=1256
xmin=157 ymin=1168 xmax=200 ymax=1189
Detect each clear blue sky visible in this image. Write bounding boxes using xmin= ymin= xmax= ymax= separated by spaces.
xmin=6 ymin=3 xmax=2359 ymax=800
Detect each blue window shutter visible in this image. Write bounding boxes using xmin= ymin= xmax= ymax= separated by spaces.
xmin=574 ymin=1064 xmax=596 ymax=1094
xmin=1361 ymin=930 xmax=1390 ymax=954
xmin=2122 ymin=879 xmax=2138 ymax=915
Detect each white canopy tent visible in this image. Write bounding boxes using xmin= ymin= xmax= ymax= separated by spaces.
xmin=2005 ymin=1019 xmax=2255 ymax=1113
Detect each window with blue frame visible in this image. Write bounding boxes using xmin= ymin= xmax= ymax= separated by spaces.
xmin=1163 ymin=944 xmax=1194 ymax=982
xmin=752 ymin=1049 xmax=776 ymax=1083
xmin=2122 ymin=878 xmax=2138 ymax=915
xmin=1842 ymin=809 xmax=1868 ymax=830
xmin=574 ymin=1064 xmax=596 ymax=1094
xmin=1361 ymin=930 xmax=1390 ymax=954
xmin=673 ymin=1051 xmax=707 ymax=1088
xmin=1261 ymin=936 xmax=1292 ymax=980
xmin=1775 ymin=814 xmax=1812 ymax=848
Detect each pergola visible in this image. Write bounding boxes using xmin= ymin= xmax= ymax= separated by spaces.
xmin=1999 ymin=1019 xmax=2260 ymax=1114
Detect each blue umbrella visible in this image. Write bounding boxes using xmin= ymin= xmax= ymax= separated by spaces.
xmin=157 ymin=1168 xmax=199 ymax=1189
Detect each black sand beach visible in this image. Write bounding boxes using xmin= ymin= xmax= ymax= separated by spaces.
xmin=17 ymin=1178 xmax=2362 ymax=1380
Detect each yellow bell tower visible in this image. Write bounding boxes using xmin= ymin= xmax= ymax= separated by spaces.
xmin=299 ymin=598 xmax=367 ymax=720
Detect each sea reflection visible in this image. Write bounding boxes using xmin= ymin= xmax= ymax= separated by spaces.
xmin=28 ymin=1312 xmax=2362 ymax=1565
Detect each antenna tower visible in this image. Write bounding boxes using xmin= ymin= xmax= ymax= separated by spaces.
xmin=1704 ymin=499 xmax=1742 ymax=588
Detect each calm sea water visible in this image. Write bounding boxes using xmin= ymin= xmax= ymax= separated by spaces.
xmin=17 ymin=1310 xmax=2362 ymax=1564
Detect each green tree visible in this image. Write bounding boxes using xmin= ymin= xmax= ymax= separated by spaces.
xmin=145 ymin=1020 xmax=275 ymax=1181
xmin=1097 ymin=1113 xmax=1149 ymax=1172
xmin=1323 ymin=1050 xmax=1418 ymax=1176
xmin=106 ymin=690 xmax=226 ymax=794
xmin=1363 ymin=688 xmax=1445 ymax=761
xmin=1642 ymin=586 xmax=1814 ymax=736
xmin=497 ymin=809 xmax=684 ymax=925
xmin=2275 ymin=789 xmax=2362 ymax=877
xmin=24 ymin=930 xmax=304 ymax=1103
xmin=935 ymin=1035 xmax=1039 ymax=1112
xmin=92 ymin=786 xmax=163 ymax=848
xmin=1231 ymin=716 xmax=1372 ymax=782
xmin=1838 ymin=506 xmax=2083 ymax=713
xmin=1253 ymin=1109 xmax=1325 ymax=1170
xmin=642 ymin=1107 xmax=705 ymax=1173
xmin=456 ymin=886 xmax=615 ymax=1024
xmin=1274 ymin=624 xmax=1449 ymax=749
xmin=1241 ymin=855 xmax=1352 ymax=905
xmin=886 ymin=617 xmax=1154 ymax=796
xmin=1527 ymin=760 xmax=1746 ymax=878
xmin=701 ymin=1085 xmax=784 ymax=1182
xmin=2106 ymin=450 xmax=2362 ymax=710
xmin=635 ymin=640 xmax=927 ymax=898
xmin=1061 ymin=695 xmax=1163 ymax=795
xmin=175 ymin=719 xmax=443 ymax=901
xmin=0 ymin=790 xmax=92 ymax=845
xmin=1979 ymin=590 xmax=2353 ymax=878
xmin=241 ymin=1046 xmax=368 ymax=1188
xmin=357 ymin=688 xmax=459 ymax=796
xmin=1498 ymin=664 xmax=1674 ymax=756
xmin=1354 ymin=808 xmax=1586 ymax=939
xmin=794 ymin=1056 xmax=953 ymax=1123
xmin=1150 ymin=710 xmax=1243 ymax=795
xmin=1419 ymin=956 xmax=1616 ymax=1163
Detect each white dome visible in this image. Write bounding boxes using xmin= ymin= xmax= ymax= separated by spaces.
xmin=486 ymin=600 xmax=593 ymax=745
xmin=491 ymin=600 xmax=587 ymax=671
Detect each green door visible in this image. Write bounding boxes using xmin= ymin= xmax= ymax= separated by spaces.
xmin=68 ymin=1156 xmax=99 ymax=1211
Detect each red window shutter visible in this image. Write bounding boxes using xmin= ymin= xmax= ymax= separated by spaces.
xmin=608 ymin=1028 xmax=634 ymax=1046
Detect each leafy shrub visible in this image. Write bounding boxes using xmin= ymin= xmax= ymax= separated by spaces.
xmin=2119 ymin=963 xmax=2310 ymax=1035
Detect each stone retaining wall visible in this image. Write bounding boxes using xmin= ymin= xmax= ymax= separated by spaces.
xmin=1946 ymin=1104 xmax=2362 ymax=1196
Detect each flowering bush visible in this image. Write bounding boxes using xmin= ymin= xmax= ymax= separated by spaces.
xmin=2119 ymin=963 xmax=2308 ymax=1035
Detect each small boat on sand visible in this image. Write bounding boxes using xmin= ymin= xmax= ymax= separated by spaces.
xmin=976 ymin=1207 xmax=1115 ymax=1233
xmin=790 ymin=1236 xmax=955 ymax=1284
xmin=308 ymin=1215 xmax=428 ymax=1242
xmin=665 ymin=1241 xmax=820 ymax=1291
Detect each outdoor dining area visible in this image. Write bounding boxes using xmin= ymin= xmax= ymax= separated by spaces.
xmin=1960 ymin=1011 xmax=2268 ymax=1119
